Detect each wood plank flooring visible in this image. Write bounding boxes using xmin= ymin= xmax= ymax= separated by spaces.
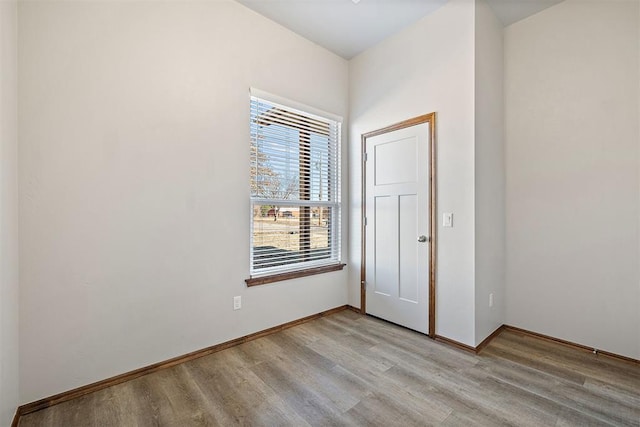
xmin=18 ymin=310 xmax=640 ymax=426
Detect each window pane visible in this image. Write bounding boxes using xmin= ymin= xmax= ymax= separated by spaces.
xmin=251 ymin=124 xmax=300 ymax=200
xmin=252 ymin=204 xmax=332 ymax=270
xmin=309 ymin=133 xmax=330 ymax=202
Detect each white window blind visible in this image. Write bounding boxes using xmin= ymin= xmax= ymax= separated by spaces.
xmin=249 ymin=91 xmax=342 ymax=277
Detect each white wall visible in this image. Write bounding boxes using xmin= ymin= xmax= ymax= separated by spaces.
xmin=474 ymin=0 xmax=504 ymax=345
xmin=0 ymin=0 xmax=20 ymax=423
xmin=349 ymin=0 xmax=477 ymax=346
xmin=18 ymin=0 xmax=349 ymax=402
xmin=505 ymin=0 xmax=640 ymax=359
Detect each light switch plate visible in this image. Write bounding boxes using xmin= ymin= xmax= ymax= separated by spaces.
xmin=443 ymin=213 xmax=453 ymax=227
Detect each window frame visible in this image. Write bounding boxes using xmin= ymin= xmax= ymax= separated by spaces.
xmin=246 ymin=89 xmax=344 ymax=286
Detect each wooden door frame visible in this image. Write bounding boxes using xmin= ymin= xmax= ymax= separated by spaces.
xmin=360 ymin=113 xmax=437 ymax=338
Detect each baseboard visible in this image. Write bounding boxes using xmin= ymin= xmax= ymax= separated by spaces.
xmin=476 ymin=325 xmax=507 ymax=353
xmin=434 ymin=335 xmax=476 ymax=353
xmin=436 ymin=324 xmax=640 ymax=363
xmin=503 ymin=325 xmax=640 ymax=365
xmin=346 ymin=305 xmax=361 ymax=313
xmin=434 ymin=327 xmax=505 ymax=354
xmin=15 ymin=304 xmax=350 ymax=419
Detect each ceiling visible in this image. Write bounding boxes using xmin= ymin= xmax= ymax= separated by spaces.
xmin=487 ymin=0 xmax=564 ymax=28
xmin=236 ymin=0 xmax=564 ymax=59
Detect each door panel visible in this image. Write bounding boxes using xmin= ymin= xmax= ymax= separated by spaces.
xmin=374 ymin=195 xmax=397 ymax=297
xmin=365 ymin=122 xmax=430 ymax=334
xmin=399 ymin=194 xmax=418 ymax=303
xmin=374 ymin=137 xmax=417 ymax=185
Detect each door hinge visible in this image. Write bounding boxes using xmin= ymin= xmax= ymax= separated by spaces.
xmin=364 ymin=152 xmax=368 ymax=162
xmin=364 ymin=217 xmax=368 ymax=226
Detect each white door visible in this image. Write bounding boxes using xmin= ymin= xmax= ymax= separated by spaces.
xmin=365 ymin=122 xmax=430 ymax=334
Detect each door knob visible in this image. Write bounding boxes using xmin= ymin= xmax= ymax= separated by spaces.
xmin=418 ymin=235 xmax=429 ymax=243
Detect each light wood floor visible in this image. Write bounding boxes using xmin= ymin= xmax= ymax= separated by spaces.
xmin=19 ymin=310 xmax=640 ymax=426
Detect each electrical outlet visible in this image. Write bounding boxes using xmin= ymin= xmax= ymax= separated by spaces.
xmin=233 ymin=296 xmax=242 ymax=310
xmin=489 ymin=293 xmax=494 ymax=308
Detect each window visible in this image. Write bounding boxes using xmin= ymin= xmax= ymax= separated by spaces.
xmin=247 ymin=90 xmax=343 ymax=285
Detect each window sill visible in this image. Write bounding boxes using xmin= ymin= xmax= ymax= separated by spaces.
xmin=245 ymin=263 xmax=346 ymax=287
